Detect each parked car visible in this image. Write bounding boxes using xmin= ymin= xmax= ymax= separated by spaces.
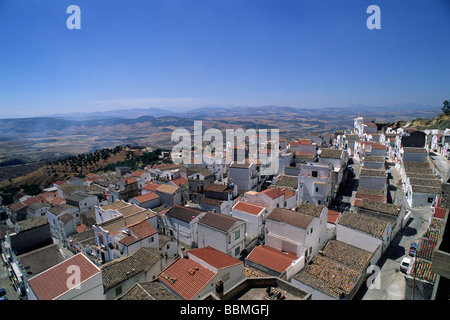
xmin=409 ymin=242 xmax=418 ymax=256
xmin=400 ymin=257 xmax=412 ymax=273
xmin=0 ymin=288 xmax=6 ymax=298
xmin=0 ymin=296 xmax=8 ymax=300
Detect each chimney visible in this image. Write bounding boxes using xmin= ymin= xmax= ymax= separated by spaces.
xmin=215 ymin=279 xmax=224 ymax=299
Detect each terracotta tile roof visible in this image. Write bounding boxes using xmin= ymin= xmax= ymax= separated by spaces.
xmin=143 ymin=182 xmax=161 ymax=192
xmin=411 ymin=259 xmax=436 ymax=283
xmin=205 ymin=183 xmax=232 ymax=193
xmin=433 ymin=207 xmax=447 ymax=220
xmin=132 ymin=192 xmax=159 ymax=203
xmin=131 ymin=171 xmax=145 ymax=177
xmin=354 ymin=193 xmax=385 ymax=203
xmin=200 ymin=197 xmax=223 ymax=207
xmin=100 ymin=200 xmax=130 ymax=211
xmin=296 ymin=201 xmax=324 ymax=218
xmin=152 ymin=163 xmax=183 ymax=171
xmin=233 ymin=201 xmax=266 ymax=216
xmin=156 ymin=184 xmax=179 ymax=195
xmin=246 ymin=246 xmax=298 ymax=274
xmin=27 ymin=253 xmax=101 ymax=300
xmin=119 ymin=281 xmax=180 ymax=300
xmin=117 ymin=204 xmax=147 ymax=217
xmin=171 ymin=177 xmax=188 ymax=186
xmin=120 ymin=177 xmax=137 ymax=185
xmin=293 ymin=255 xmax=361 ymax=299
xmin=429 ymin=217 xmax=443 ymax=231
xmin=243 ymin=266 xmax=272 ymax=278
xmin=17 ymin=215 xmax=48 ymax=231
xmin=362 ymin=142 xmax=386 ymax=150
xmin=268 ymin=208 xmax=313 ymax=229
xmin=165 ymin=205 xmax=205 ymax=223
xmin=337 ymin=210 xmax=388 ymax=238
xmin=198 ymin=211 xmax=244 ymax=232
xmin=118 ymin=220 xmax=157 ymax=246
xmin=404 ymin=162 xmax=433 ymax=175
xmin=320 ymin=148 xmax=344 ymax=159
xmin=274 ymin=175 xmax=298 ymax=189
xmin=356 ymin=186 xmax=386 ymax=197
xmin=358 ymin=198 xmax=401 ymax=216
xmin=23 ymin=197 xmax=42 ymax=206
xmin=411 ymin=185 xmax=441 ymax=194
xmin=409 ymin=178 xmax=442 ymax=188
xmin=322 ymin=240 xmax=372 ymax=271
xmin=403 ymin=147 xmax=427 ymax=154
xmin=281 ymin=187 xmax=295 ymax=199
xmin=99 ymin=210 xmax=151 ymax=234
xmin=260 ymin=187 xmax=284 ymax=199
xmin=359 ymin=168 xmax=386 ymax=177
xmin=188 ymin=246 xmax=243 ymax=270
xmin=327 ymin=210 xmax=341 ymax=224
xmin=101 ymin=247 xmax=160 ymax=290
xmin=9 ymin=201 xmax=27 ymax=211
xmin=158 ymin=256 xmax=216 ymax=300
xmin=364 ymin=156 xmax=384 ymax=162
xmin=416 ymin=239 xmax=435 ymax=261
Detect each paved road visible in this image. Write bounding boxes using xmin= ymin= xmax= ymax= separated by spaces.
xmin=357 ymin=163 xmax=432 ymax=300
xmin=0 ymin=257 xmax=20 ymax=300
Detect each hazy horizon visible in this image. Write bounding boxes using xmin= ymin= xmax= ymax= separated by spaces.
xmin=0 ymin=102 xmax=442 ymax=120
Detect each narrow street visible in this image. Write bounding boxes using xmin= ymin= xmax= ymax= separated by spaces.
xmin=356 ymin=162 xmax=432 ymax=300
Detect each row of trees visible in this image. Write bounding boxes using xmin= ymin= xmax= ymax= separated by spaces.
xmin=47 ymin=145 xmax=125 ymax=169
xmin=0 ymin=184 xmax=42 ymax=206
xmin=97 ymin=148 xmax=169 ymax=172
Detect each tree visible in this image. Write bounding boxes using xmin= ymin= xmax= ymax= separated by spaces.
xmin=443 ymin=100 xmax=450 ymax=115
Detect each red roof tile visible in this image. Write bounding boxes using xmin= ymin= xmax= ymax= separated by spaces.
xmin=171 ymin=177 xmax=188 ymax=186
xmin=260 ymin=188 xmax=284 ymax=199
xmin=119 ymin=220 xmax=157 ymax=246
xmin=28 ymin=253 xmax=100 ymax=300
xmin=233 ymin=201 xmax=266 ymax=216
xmin=246 ymin=246 xmax=298 ymax=274
xmin=158 ymin=257 xmax=216 ymax=300
xmin=132 ymin=171 xmax=145 ymax=177
xmin=327 ymin=210 xmax=341 ymax=224
xmin=434 ymin=206 xmax=446 ymax=220
xmin=9 ymin=202 xmax=26 ymax=211
xmin=188 ymin=247 xmax=243 ymax=270
xmin=120 ymin=177 xmax=137 ymax=185
xmin=23 ymin=197 xmax=42 ymax=206
xmin=132 ymin=192 xmax=159 ymax=203
xmin=143 ymin=182 xmax=160 ymax=192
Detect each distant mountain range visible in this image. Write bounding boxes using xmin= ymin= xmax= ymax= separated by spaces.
xmin=48 ymin=107 xmax=175 ymax=120
xmin=0 ymin=104 xmax=442 ymax=167
xmin=37 ymin=103 xmax=437 ymax=121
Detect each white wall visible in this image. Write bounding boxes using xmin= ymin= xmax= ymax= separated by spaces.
xmin=231 ymin=209 xmax=263 ymax=242
xmin=335 ymin=225 xmax=383 ymax=263
xmin=57 ymin=272 xmax=105 ymax=300
xmin=358 ymin=176 xmax=386 ymax=190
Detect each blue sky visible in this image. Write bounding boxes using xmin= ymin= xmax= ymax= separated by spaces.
xmin=0 ymin=0 xmax=449 ymax=118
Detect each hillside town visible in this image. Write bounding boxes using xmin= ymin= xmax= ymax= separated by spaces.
xmin=1 ymin=116 xmax=449 ymax=301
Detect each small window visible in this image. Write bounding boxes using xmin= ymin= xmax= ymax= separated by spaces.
xmin=235 ymin=246 xmax=240 ymax=256
xmin=115 ymin=286 xmax=122 ymax=296
xmin=312 ymin=171 xmax=318 ymax=177
xmin=235 ymin=230 xmax=240 ymax=240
